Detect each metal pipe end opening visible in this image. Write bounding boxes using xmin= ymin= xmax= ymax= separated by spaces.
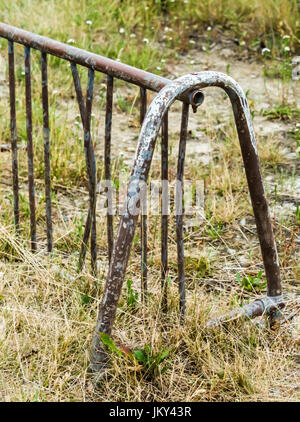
xmin=188 ymin=90 xmax=204 ymax=112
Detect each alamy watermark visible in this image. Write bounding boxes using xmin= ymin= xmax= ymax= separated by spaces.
xmin=96 ymin=175 xmax=205 ymax=225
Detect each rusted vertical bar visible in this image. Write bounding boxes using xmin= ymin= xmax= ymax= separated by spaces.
xmin=41 ymin=51 xmax=52 ymax=252
xmin=85 ymin=68 xmax=97 ymax=275
xmin=24 ymin=46 xmax=37 ymax=252
xmin=229 ymin=99 xmax=282 ymax=300
xmin=71 ymin=63 xmax=90 ymax=269
xmin=105 ymin=75 xmax=114 ymax=264
xmin=71 ymin=63 xmax=85 ymax=121
xmin=8 ymin=41 xmax=19 ymax=232
xmin=140 ymin=87 xmax=147 ymax=301
xmin=161 ymin=112 xmax=168 ymax=311
xmin=176 ymin=102 xmax=189 ymax=319
xmin=71 ymin=63 xmax=97 ymax=273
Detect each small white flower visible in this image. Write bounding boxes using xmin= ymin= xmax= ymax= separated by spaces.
xmin=130 ymin=33 xmax=136 ymax=38
xmin=116 ymin=58 xmax=121 ymax=62
xmin=160 ymin=58 xmax=166 ymax=63
xmin=207 ymin=26 xmax=212 ymax=31
xmin=227 ymin=248 xmax=236 ymax=255
xmin=143 ymin=38 xmax=149 ymax=44
xmin=164 ymin=27 xmax=172 ymax=32
xmin=284 ymin=46 xmax=290 ymax=52
xmin=119 ymin=28 xmax=125 ymax=34
xmin=189 ymin=39 xmax=196 ymax=45
xmin=261 ymin=47 xmax=271 ymax=54
xmin=86 ymin=20 xmax=92 ymax=25
xmin=282 ymin=35 xmax=290 ymax=39
xmin=296 ymin=123 xmax=300 ymax=128
xmin=190 ymin=60 xmax=195 ymax=65
xmin=67 ymin=38 xmax=75 ymax=44
xmin=202 ymin=46 xmax=207 ymax=51
xmin=145 ymin=6 xmax=149 ymax=10
xmin=156 ymin=66 xmax=161 ymax=71
xmin=184 ymin=0 xmax=189 ymax=3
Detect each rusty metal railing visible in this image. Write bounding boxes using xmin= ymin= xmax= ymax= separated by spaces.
xmin=90 ymin=72 xmax=285 ymax=377
xmin=0 ymin=22 xmax=203 ymax=277
xmin=0 ymin=24 xmax=285 ymax=382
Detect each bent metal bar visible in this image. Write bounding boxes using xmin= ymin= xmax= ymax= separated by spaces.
xmin=90 ymin=72 xmax=285 ymax=376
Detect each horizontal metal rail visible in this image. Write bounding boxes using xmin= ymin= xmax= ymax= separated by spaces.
xmin=0 ymin=22 xmax=203 ymax=107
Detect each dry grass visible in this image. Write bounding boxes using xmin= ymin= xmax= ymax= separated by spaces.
xmin=0 ymin=223 xmax=299 ymax=402
xmin=0 ymin=111 xmax=299 ymax=401
xmin=0 ymin=0 xmax=299 ymax=403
